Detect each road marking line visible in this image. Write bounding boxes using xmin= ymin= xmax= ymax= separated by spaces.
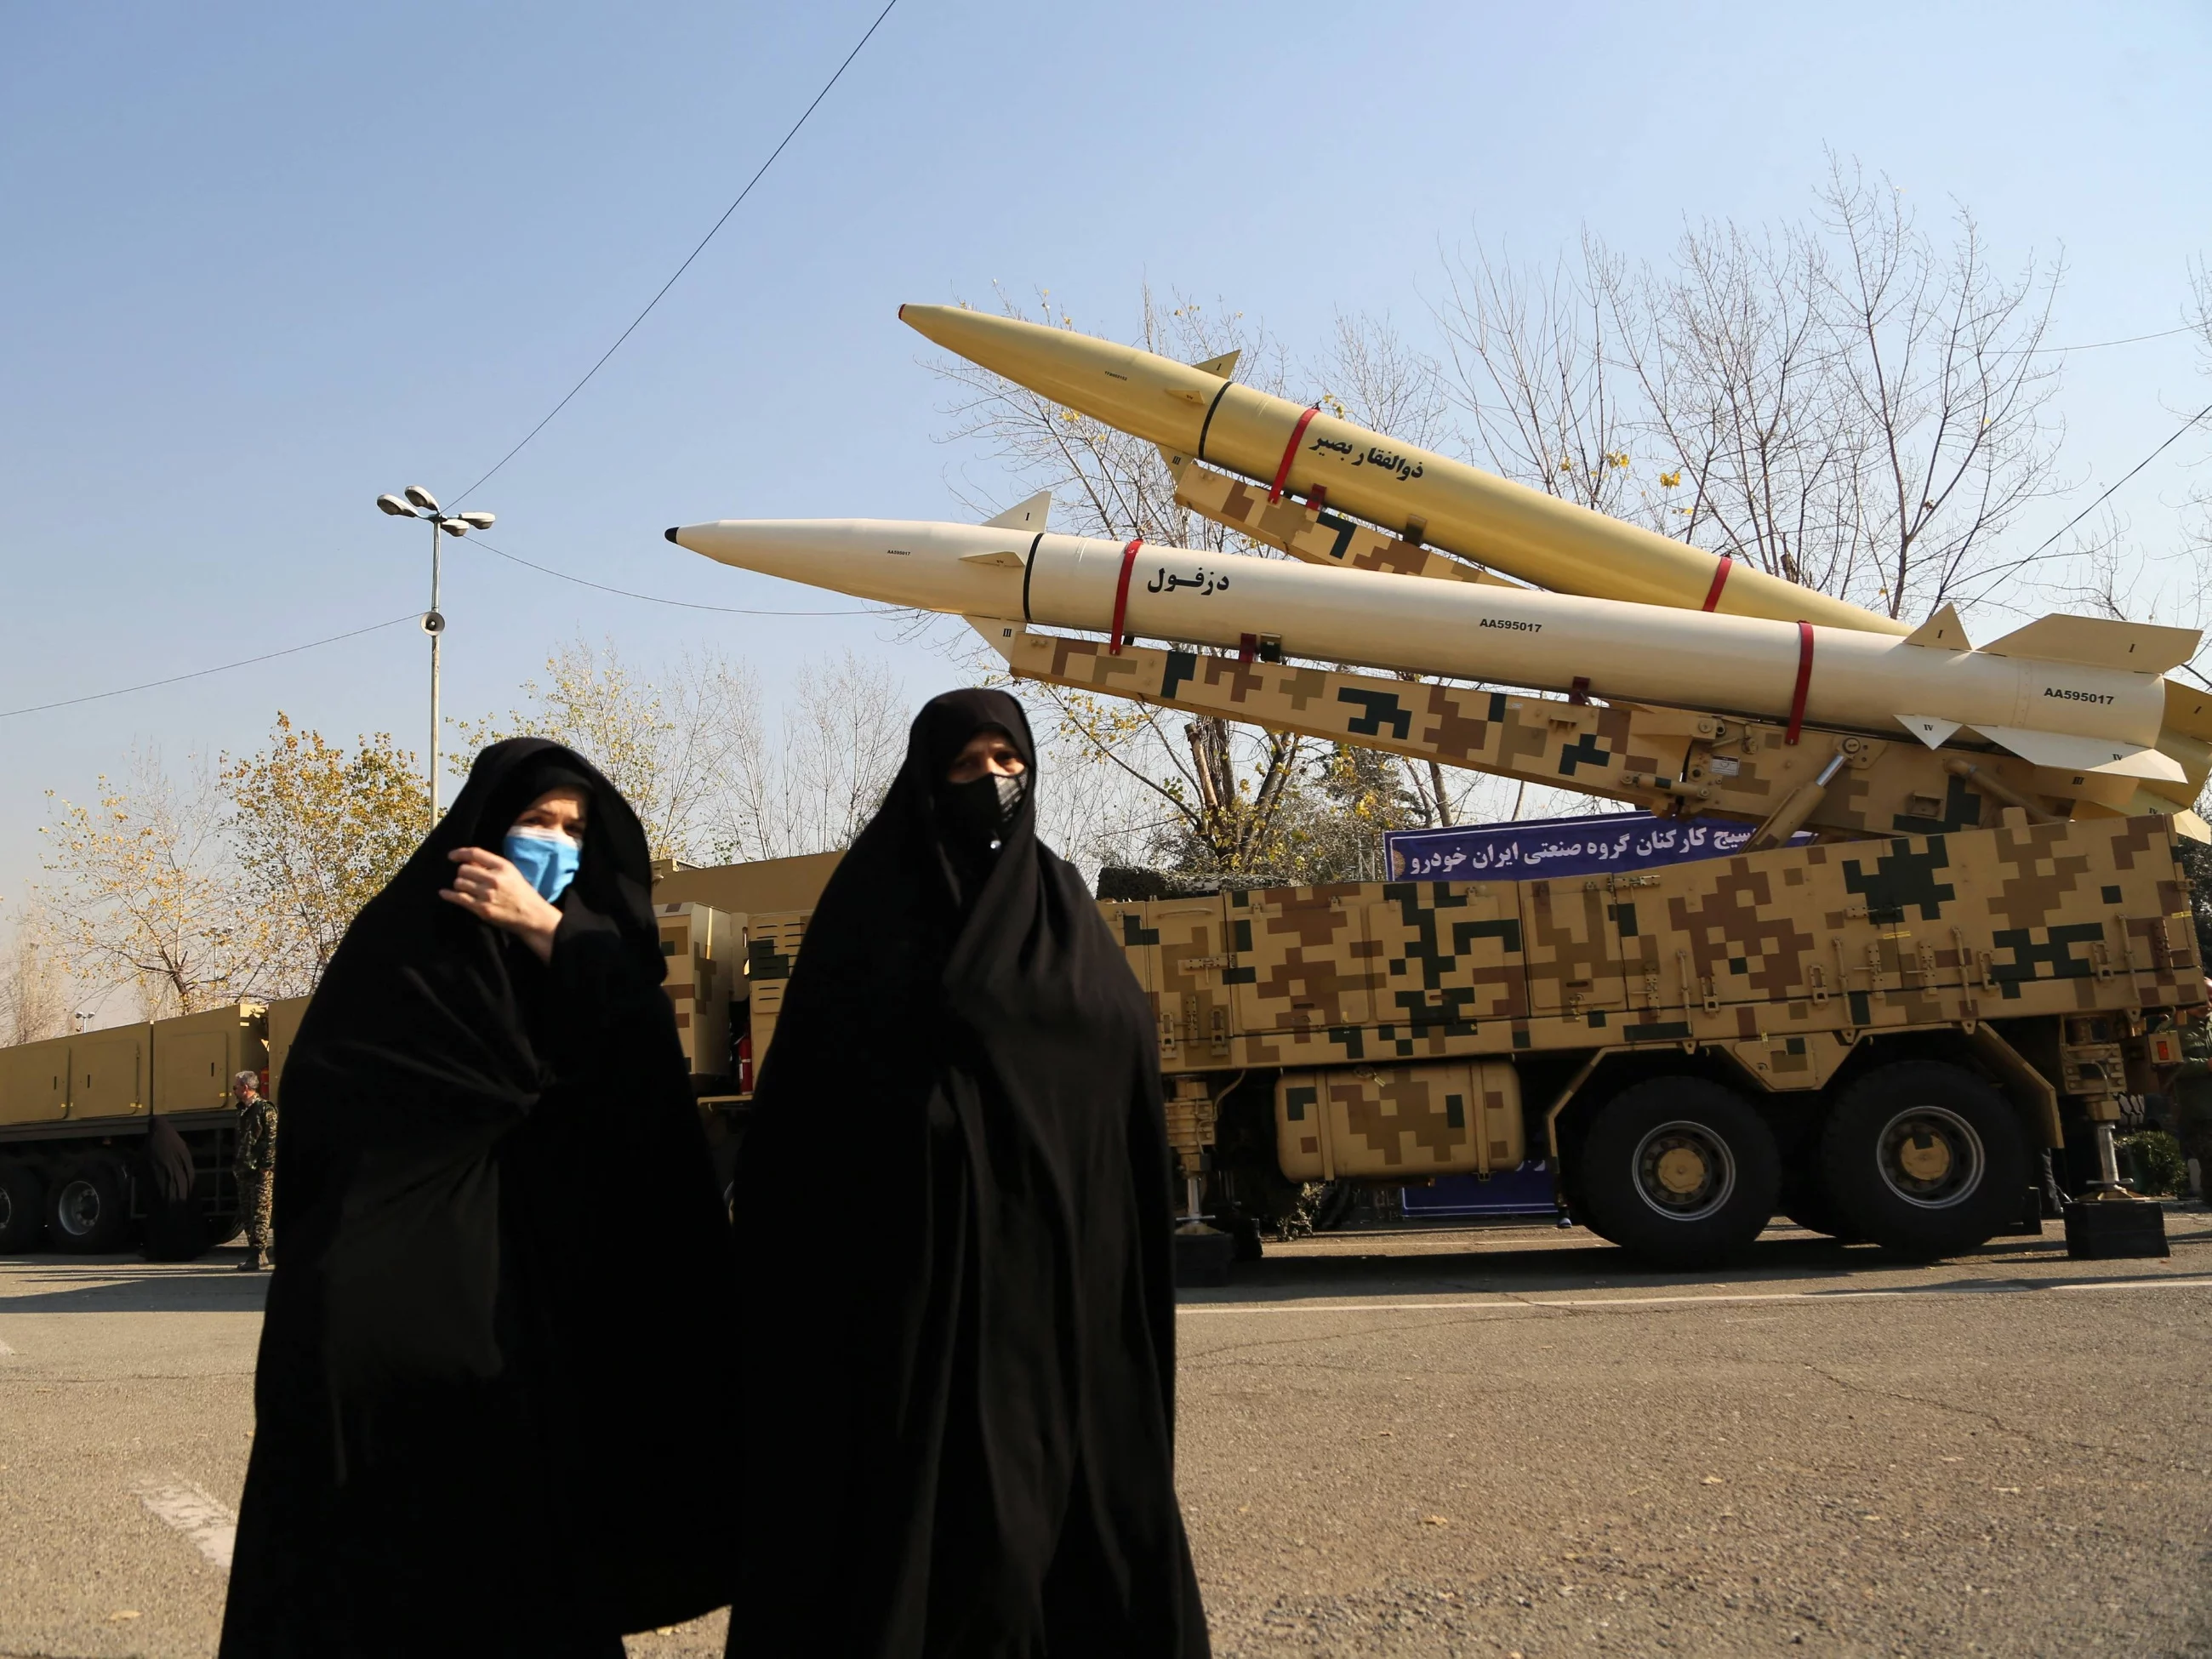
xmin=131 ymin=1474 xmax=236 ymax=1570
xmin=1180 ymin=1276 xmax=2212 ymax=1316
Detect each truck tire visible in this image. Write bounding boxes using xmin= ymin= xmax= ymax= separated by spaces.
xmin=1819 ymin=1061 xmax=2027 ymax=1260
xmin=1576 ymin=1077 xmax=1782 ymax=1267
xmin=0 ymin=1163 xmax=46 ymax=1253
xmin=45 ymin=1157 xmax=132 ymax=1253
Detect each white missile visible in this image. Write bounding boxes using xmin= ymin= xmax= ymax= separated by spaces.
xmin=666 ymin=502 xmax=2196 ymax=784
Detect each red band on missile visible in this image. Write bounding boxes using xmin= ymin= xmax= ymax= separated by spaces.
xmin=1269 ymin=408 xmax=1320 ymax=504
xmin=1786 ymin=621 xmax=1814 ymax=744
xmin=1109 ymin=539 xmax=1143 ymax=655
xmin=1701 ymin=556 xmax=1733 ymax=612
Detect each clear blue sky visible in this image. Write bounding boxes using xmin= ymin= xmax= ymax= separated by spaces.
xmin=4 ymin=0 xmax=2209 ymax=911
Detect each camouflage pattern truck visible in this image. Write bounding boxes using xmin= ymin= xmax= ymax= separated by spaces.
xmin=687 ymin=812 xmax=2203 ymax=1268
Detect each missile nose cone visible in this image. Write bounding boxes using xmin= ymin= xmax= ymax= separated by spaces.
xmin=664 ymin=527 xmax=680 ymax=544
xmin=900 ymin=304 xmax=1206 ymax=453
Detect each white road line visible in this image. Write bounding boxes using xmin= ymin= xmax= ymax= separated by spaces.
xmin=1180 ymin=1275 xmax=2212 ymax=1317
xmin=131 ymin=1474 xmax=237 ymax=1570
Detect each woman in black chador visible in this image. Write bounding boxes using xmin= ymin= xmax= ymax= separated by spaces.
xmin=727 ymin=688 xmax=1209 ymax=1659
xmin=220 ymin=739 xmax=740 ymax=1657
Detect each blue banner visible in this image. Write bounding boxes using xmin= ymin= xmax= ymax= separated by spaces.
xmin=1384 ymin=812 xmax=1790 ymax=883
xmin=1400 ymin=1166 xmax=1559 ymax=1217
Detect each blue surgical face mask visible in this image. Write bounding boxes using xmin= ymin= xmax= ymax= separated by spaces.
xmin=503 ymin=829 xmax=583 ymax=903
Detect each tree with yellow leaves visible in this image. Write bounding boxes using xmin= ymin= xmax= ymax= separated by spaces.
xmin=223 ymin=715 xmax=427 ymax=995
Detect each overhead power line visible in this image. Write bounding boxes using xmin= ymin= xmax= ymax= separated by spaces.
xmin=1 ymin=524 xmax=898 ymax=725
xmin=0 ymin=614 xmax=423 ymax=721
xmin=1958 ymin=400 xmax=2212 ymax=604
xmin=453 ymin=0 xmax=900 ymax=505
xmin=2025 ymin=323 xmax=2198 ymax=354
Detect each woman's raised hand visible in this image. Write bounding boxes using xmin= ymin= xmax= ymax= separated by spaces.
xmin=441 ymin=847 xmax=563 ymax=962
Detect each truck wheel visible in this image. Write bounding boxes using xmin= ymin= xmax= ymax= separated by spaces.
xmin=1819 ymin=1061 xmax=2027 ymax=1260
xmin=45 ymin=1157 xmax=131 ymax=1253
xmin=0 ymin=1163 xmax=46 ymax=1253
xmin=1576 ymin=1078 xmax=1782 ymax=1267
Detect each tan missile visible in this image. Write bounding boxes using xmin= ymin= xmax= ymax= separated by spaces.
xmin=898 ymin=303 xmax=1907 ymax=637
xmin=666 ymin=505 xmax=2193 ymax=784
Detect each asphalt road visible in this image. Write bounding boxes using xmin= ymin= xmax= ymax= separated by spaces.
xmin=3 ymin=1214 xmax=2208 ymax=1657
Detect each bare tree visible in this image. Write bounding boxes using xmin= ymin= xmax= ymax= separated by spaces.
xmin=1438 ymin=156 xmax=2064 ymax=621
xmin=1437 ymin=233 xmax=1643 ymax=518
xmin=41 ymin=749 xmax=265 ymax=1020
xmin=1321 ymin=309 xmax=1451 ymax=453
xmin=719 ymin=648 xmax=908 ymax=861
xmin=461 ymin=641 xmax=764 ymax=864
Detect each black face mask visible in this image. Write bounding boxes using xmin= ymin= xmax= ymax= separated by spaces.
xmin=937 ymin=771 xmax=1026 ymax=851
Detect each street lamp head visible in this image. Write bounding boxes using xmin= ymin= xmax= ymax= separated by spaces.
xmin=403 ymin=484 xmax=442 ymax=513
xmin=457 ymin=510 xmax=496 ymax=530
xmin=439 ymin=518 xmax=469 ymax=536
xmin=376 ymin=493 xmax=419 ymax=517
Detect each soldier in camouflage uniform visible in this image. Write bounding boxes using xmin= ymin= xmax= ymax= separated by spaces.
xmin=232 ymin=1069 xmax=276 ymax=1270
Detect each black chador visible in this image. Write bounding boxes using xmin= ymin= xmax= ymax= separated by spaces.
xmin=219 ymin=740 xmax=741 ymax=1656
xmin=727 ymin=689 xmax=1210 ymax=1658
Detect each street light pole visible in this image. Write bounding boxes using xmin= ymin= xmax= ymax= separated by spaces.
xmin=428 ymin=513 xmax=443 ymax=818
xmin=376 ymin=487 xmax=493 ymax=827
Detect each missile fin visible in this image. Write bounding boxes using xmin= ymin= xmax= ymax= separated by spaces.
xmin=960 ymin=550 xmax=1029 ymax=568
xmin=1897 ymin=714 xmax=1962 ymax=749
xmin=1902 ymin=603 xmax=1970 ymax=652
xmin=2172 ymin=809 xmax=2211 ymax=845
xmin=1189 ymin=350 xmax=1240 ymax=380
xmin=981 ymin=489 xmax=1052 ymax=533
xmin=2164 ymin=679 xmax=2212 ymax=743
xmin=1970 ymin=725 xmax=2188 ymax=784
xmin=1981 ymin=613 xmax=2202 ymax=675
xmin=964 ymin=615 xmax=1027 ymax=662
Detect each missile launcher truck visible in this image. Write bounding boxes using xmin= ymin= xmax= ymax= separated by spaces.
xmin=5 ymin=310 xmax=2203 ymax=1272
xmin=660 ymin=304 xmax=2212 ymax=1268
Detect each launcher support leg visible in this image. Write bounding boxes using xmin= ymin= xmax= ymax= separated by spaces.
xmin=1181 ymin=1174 xmax=1206 ymax=1228
xmin=2089 ymin=1121 xmax=2127 ymax=1198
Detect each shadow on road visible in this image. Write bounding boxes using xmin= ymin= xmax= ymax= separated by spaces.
xmin=0 ymin=1251 xmax=271 ymax=1314
xmin=1181 ymin=1211 xmax=2211 ymax=1305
